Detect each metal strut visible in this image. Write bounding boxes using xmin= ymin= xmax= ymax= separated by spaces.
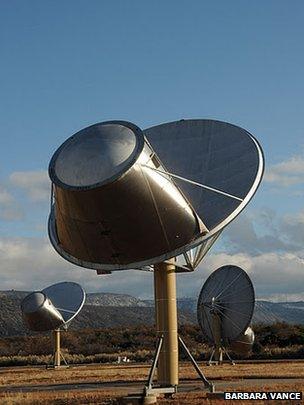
xmin=47 ymin=329 xmax=68 ymax=369
xmin=208 ymin=312 xmax=235 ymax=366
xmin=208 ymin=345 xmax=235 ymax=366
xmin=178 ymin=336 xmax=213 ymax=390
xmin=145 ymin=335 xmax=214 ymax=394
xmin=146 ymin=335 xmax=164 ymax=390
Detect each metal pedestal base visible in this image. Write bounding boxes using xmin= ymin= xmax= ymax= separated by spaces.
xmin=46 ymin=329 xmax=69 ymax=369
xmin=47 ymin=353 xmax=69 ymax=369
xmin=208 ymin=346 xmax=235 ymax=366
xmin=145 ymin=335 xmax=214 ymax=396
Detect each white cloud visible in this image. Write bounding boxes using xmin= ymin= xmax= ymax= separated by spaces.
xmin=0 ymin=187 xmax=13 ymax=204
xmin=0 ymin=206 xmax=24 ymax=221
xmin=0 ymin=236 xmax=303 ymax=301
xmin=281 ymin=210 xmax=304 ymax=244
xmin=9 ymin=170 xmax=50 ymax=202
xmin=178 ymin=250 xmax=304 ymax=299
xmin=0 ymin=237 xmax=153 ymax=297
xmin=264 ymin=155 xmax=304 ymax=187
xmin=0 ymin=186 xmax=23 ymax=221
xmin=222 ymin=212 xmax=299 ymax=255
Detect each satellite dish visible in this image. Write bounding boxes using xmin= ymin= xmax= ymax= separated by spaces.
xmin=48 ymin=119 xmax=263 ymax=272
xmin=21 ymin=291 xmax=65 ymax=332
xmin=21 ymin=282 xmax=85 ymax=331
xmin=21 ymin=282 xmax=85 ymax=368
xmin=230 ymin=327 xmax=255 ymax=356
xmin=47 ymin=118 xmax=264 ymax=392
xmin=197 ymin=265 xmax=255 ymax=364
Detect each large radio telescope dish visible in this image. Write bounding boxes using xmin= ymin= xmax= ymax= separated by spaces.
xmin=48 ymin=119 xmax=264 ymax=272
xmin=197 ymin=265 xmax=255 ymax=344
xmin=47 ymin=118 xmax=264 ymax=389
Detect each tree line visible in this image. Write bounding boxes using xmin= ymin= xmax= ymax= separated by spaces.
xmin=0 ymin=322 xmax=303 ymax=366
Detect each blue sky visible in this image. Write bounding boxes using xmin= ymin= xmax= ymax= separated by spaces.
xmin=0 ymin=1 xmax=303 ymax=300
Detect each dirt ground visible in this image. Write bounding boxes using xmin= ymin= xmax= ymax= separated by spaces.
xmin=0 ymin=361 xmax=303 ymax=404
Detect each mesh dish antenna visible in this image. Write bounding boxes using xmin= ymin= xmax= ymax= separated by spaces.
xmin=48 ymin=119 xmax=264 ymax=393
xmin=197 ymin=265 xmax=255 ymax=365
xmin=21 ymin=282 xmax=85 ymax=368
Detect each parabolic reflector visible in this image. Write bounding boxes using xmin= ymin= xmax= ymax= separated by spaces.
xmin=48 ymin=119 xmax=264 ymax=271
xmin=197 ymin=265 xmax=255 ymax=343
xmin=21 ymin=282 xmax=85 ymax=332
xmin=42 ymin=282 xmax=85 ymax=324
xmin=145 ymin=120 xmax=264 ymax=257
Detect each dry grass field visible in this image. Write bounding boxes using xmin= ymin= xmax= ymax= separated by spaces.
xmin=0 ymin=361 xmax=303 ymax=404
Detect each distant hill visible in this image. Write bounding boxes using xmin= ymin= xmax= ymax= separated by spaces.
xmin=0 ymin=291 xmax=195 ymax=337
xmin=184 ymin=298 xmax=304 ymax=325
xmin=86 ymin=292 xmax=150 ymax=307
xmin=253 ymin=300 xmax=304 ymax=324
xmin=147 ymin=297 xmax=304 ymax=325
xmin=0 ymin=290 xmax=304 ymax=337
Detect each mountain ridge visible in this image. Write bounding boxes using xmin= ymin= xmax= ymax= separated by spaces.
xmin=0 ymin=291 xmax=303 ymax=337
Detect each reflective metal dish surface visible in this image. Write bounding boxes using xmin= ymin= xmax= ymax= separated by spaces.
xmin=145 ymin=119 xmax=264 ymax=232
xmin=197 ymin=265 xmax=255 ymax=343
xmin=21 ymin=291 xmax=65 ymax=332
xmin=49 ymin=121 xmax=144 ymax=190
xmin=230 ymin=326 xmax=255 ymax=355
xmin=42 ymin=281 xmax=86 ymax=323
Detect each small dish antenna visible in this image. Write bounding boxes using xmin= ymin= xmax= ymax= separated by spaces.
xmin=21 ymin=281 xmax=85 ymax=368
xmin=197 ymin=265 xmax=255 ymax=365
xmin=48 ymin=119 xmax=263 ymax=393
xmin=230 ymin=326 xmax=255 ymax=356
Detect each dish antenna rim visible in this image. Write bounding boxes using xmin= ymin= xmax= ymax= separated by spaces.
xmin=48 ymin=120 xmax=144 ymax=191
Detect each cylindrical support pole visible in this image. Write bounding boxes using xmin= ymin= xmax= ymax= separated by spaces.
xmin=211 ymin=313 xmax=223 ymax=364
xmin=154 ymin=260 xmax=178 ymax=386
xmin=53 ymin=329 xmax=61 ymax=367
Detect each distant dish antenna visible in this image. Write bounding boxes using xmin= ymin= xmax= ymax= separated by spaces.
xmin=48 ymin=119 xmax=263 ymax=394
xmin=21 ymin=282 xmax=85 ymax=368
xmin=230 ymin=327 xmax=255 ymax=357
xmin=197 ymin=265 xmax=255 ymax=365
